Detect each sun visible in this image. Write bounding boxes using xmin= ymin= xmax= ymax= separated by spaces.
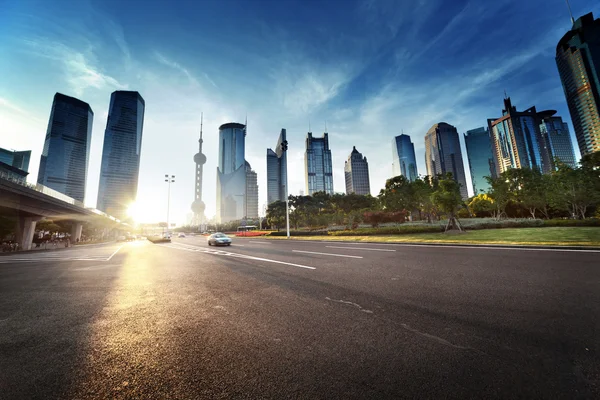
xmin=127 ymin=201 xmax=149 ymax=223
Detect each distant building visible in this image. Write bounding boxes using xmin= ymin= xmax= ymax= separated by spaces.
xmin=216 ymin=122 xmax=247 ymax=223
xmin=245 ymin=161 xmax=259 ymax=219
xmin=266 ymin=129 xmax=287 ymax=204
xmin=464 ymin=127 xmax=496 ymax=194
xmin=556 ymin=12 xmax=600 ymax=156
xmin=97 ymin=91 xmax=145 ymax=220
xmin=344 ymin=146 xmax=370 ymax=195
xmin=305 ymin=131 xmax=333 ymax=195
xmin=0 ymin=148 xmax=31 ymax=173
xmin=38 ymin=93 xmax=93 ymax=203
xmin=425 ymin=122 xmax=468 ymax=199
xmin=538 ymin=114 xmax=577 ymax=171
xmin=392 ymin=134 xmax=418 ymax=181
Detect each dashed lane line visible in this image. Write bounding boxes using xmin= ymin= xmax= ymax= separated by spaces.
xmin=291 ymin=250 xmax=363 ymax=259
xmin=326 ymin=246 xmax=396 ymax=252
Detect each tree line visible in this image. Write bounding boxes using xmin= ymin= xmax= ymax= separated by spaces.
xmin=266 ymin=151 xmax=600 ymax=230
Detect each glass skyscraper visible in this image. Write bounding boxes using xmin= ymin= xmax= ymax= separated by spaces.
xmin=392 ymin=134 xmax=418 ymax=181
xmin=97 ymin=91 xmax=145 ymax=219
xmin=556 ymin=12 xmax=600 ymax=156
xmin=425 ymin=122 xmax=468 ymax=199
xmin=266 ymin=129 xmax=287 ymax=204
xmin=216 ymin=122 xmax=247 ymax=223
xmin=0 ymin=148 xmax=31 ymax=172
xmin=245 ymin=161 xmax=259 ymax=219
xmin=344 ymin=146 xmax=370 ymax=195
xmin=538 ymin=114 xmax=577 ymax=171
xmin=305 ymin=132 xmax=333 ymax=195
xmin=487 ymin=97 xmax=545 ymax=175
xmin=464 ymin=127 xmax=496 ymax=194
xmin=37 ymin=93 xmax=93 ymax=203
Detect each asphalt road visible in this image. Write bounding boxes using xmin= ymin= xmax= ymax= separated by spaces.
xmin=1 ymin=237 xmax=599 ymax=399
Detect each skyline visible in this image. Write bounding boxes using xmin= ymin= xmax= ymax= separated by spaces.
xmin=2 ymin=0 xmax=599 ymax=225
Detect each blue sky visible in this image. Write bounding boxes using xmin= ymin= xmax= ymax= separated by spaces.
xmin=1 ymin=0 xmax=599 ymax=225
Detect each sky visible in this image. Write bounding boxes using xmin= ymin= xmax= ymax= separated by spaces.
xmin=1 ymin=0 xmax=599 ymax=226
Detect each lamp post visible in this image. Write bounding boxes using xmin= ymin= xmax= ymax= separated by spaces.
xmin=280 ymin=139 xmax=290 ymax=239
xmin=165 ymin=174 xmax=175 ymax=234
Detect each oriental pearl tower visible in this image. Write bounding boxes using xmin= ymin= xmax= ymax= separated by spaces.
xmin=191 ymin=113 xmax=206 ymax=227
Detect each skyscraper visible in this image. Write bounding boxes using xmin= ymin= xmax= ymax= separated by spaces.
xmin=245 ymin=161 xmax=259 ymax=219
xmin=344 ymin=146 xmax=370 ymax=195
xmin=0 ymin=148 xmax=31 ymax=172
xmin=97 ymin=91 xmax=145 ymax=220
xmin=556 ymin=12 xmax=600 ymax=156
xmin=487 ymin=97 xmax=545 ymax=175
xmin=392 ymin=134 xmax=418 ymax=181
xmin=305 ymin=131 xmax=333 ymax=195
xmin=216 ymin=122 xmax=246 ymax=223
xmin=425 ymin=122 xmax=468 ymax=199
xmin=464 ymin=127 xmax=496 ymax=194
xmin=37 ymin=93 xmax=93 ymax=203
xmin=266 ymin=129 xmax=287 ymax=204
xmin=538 ymin=113 xmax=577 ymax=170
xmin=191 ymin=114 xmax=207 ymax=226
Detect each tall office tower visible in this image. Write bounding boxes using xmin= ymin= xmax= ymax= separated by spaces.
xmin=0 ymin=148 xmax=31 ymax=172
xmin=245 ymin=161 xmax=259 ymax=219
xmin=487 ymin=97 xmax=547 ymax=176
xmin=464 ymin=127 xmax=496 ymax=194
xmin=216 ymin=122 xmax=247 ymax=223
xmin=191 ymin=114 xmax=207 ymax=225
xmin=305 ymin=131 xmax=333 ymax=195
xmin=425 ymin=122 xmax=468 ymax=199
xmin=556 ymin=12 xmax=600 ymax=156
xmin=266 ymin=129 xmax=287 ymax=204
xmin=97 ymin=91 xmax=145 ymax=219
xmin=392 ymin=134 xmax=418 ymax=181
xmin=37 ymin=93 xmax=93 ymax=203
xmin=344 ymin=146 xmax=370 ymax=195
xmin=538 ymin=113 xmax=577 ymax=171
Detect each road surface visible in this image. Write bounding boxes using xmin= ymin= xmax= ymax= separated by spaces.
xmin=1 ymin=237 xmax=599 ymax=399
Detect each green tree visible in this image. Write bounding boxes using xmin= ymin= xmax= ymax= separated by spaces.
xmin=468 ymin=194 xmax=495 ymax=217
xmin=378 ymin=175 xmax=416 ymax=213
xmin=486 ymin=175 xmax=512 ymax=220
xmin=266 ymin=201 xmax=286 ymax=230
xmin=431 ymin=174 xmax=464 ymax=231
xmin=412 ymin=176 xmax=438 ymax=222
xmin=551 ymin=163 xmax=599 ymax=219
xmin=510 ymin=168 xmax=550 ymax=219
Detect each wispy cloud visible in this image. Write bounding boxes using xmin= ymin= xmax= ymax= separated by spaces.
xmin=154 ymin=51 xmax=200 ymax=86
xmin=0 ymin=97 xmax=28 ymax=115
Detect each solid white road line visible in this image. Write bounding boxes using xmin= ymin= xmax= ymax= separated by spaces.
xmin=391 ymin=243 xmax=600 ymax=253
xmin=326 ymin=246 xmax=396 ymax=252
xmin=106 ymin=245 xmax=124 ymax=261
xmin=292 ymin=250 xmax=363 ymax=259
xmin=248 ymin=241 xmax=271 ymax=244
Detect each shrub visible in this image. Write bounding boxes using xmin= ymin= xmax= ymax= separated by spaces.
xmin=542 ymin=219 xmax=600 ymax=227
xmin=267 ymin=230 xmax=327 ymax=237
xmin=363 ymin=211 xmax=406 ymax=227
xmin=329 ymin=225 xmax=443 ymax=236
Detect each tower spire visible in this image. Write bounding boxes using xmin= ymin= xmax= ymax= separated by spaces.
xmin=199 ymin=112 xmax=203 ymax=141
xmin=308 ymin=118 xmax=311 ymax=133
xmin=565 ymin=0 xmax=575 ymax=25
xmin=325 ymin=120 xmax=328 ymax=133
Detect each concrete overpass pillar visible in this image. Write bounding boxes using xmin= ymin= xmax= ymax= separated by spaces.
xmin=71 ymin=222 xmax=83 ymax=243
xmin=16 ymin=215 xmax=42 ymax=251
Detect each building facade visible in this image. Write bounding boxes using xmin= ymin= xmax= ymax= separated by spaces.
xmin=216 ymin=122 xmax=247 ymax=223
xmin=538 ymin=114 xmax=577 ymax=170
xmin=266 ymin=129 xmax=287 ymax=204
xmin=305 ymin=132 xmax=333 ymax=195
xmin=245 ymin=161 xmax=259 ymax=219
xmin=392 ymin=134 xmax=418 ymax=181
xmin=37 ymin=93 xmax=93 ymax=203
xmin=464 ymin=127 xmax=496 ymax=194
xmin=487 ymin=97 xmax=545 ymax=175
xmin=97 ymin=91 xmax=145 ymax=220
xmin=0 ymin=148 xmax=31 ymax=173
xmin=556 ymin=12 xmax=600 ymax=156
xmin=425 ymin=122 xmax=468 ymax=199
xmin=344 ymin=146 xmax=370 ymax=195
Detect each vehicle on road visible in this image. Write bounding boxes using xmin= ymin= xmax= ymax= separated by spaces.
xmin=207 ymin=233 xmax=232 ymax=246
xmin=116 ymin=236 xmax=126 ymax=242
xmin=178 ymin=233 xmax=186 ymax=238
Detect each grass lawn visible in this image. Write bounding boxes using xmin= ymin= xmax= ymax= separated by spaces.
xmin=267 ymin=227 xmax=600 ymax=247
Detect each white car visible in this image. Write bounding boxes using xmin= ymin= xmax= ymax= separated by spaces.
xmin=178 ymin=233 xmax=186 ymax=238
xmin=207 ymin=233 xmax=232 ymax=246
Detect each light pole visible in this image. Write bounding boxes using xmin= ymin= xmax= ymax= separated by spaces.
xmin=165 ymin=174 xmax=175 ymax=234
xmin=281 ymin=139 xmax=290 ymax=239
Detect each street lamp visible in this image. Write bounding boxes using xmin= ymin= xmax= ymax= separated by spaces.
xmin=281 ymin=139 xmax=290 ymax=239
xmin=165 ymin=174 xmax=175 ymax=233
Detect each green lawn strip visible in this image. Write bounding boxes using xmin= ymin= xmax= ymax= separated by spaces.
xmin=265 ymin=227 xmax=600 ymax=247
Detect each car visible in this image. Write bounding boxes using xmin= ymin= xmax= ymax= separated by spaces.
xmin=178 ymin=233 xmax=186 ymax=238
xmin=207 ymin=232 xmax=232 ymax=246
xmin=116 ymin=235 xmax=126 ymax=242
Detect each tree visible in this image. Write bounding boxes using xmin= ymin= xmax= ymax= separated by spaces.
xmin=431 ymin=174 xmax=464 ymax=231
xmin=468 ymin=194 xmax=495 ymax=217
xmin=510 ymin=168 xmax=550 ymax=219
xmin=551 ymin=163 xmax=599 ymax=219
xmin=486 ymin=175 xmax=512 ymax=220
xmin=36 ymin=219 xmax=62 ymax=234
xmin=266 ymin=201 xmax=286 ymax=230
xmin=412 ymin=176 xmax=438 ymax=222
xmin=378 ymin=175 xmax=416 ymax=214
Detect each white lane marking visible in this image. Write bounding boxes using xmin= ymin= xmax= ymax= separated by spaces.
xmin=106 ymin=245 xmax=124 ymax=261
xmin=248 ymin=241 xmax=271 ymax=244
xmin=292 ymin=250 xmax=363 ymax=259
xmin=158 ymin=243 xmax=315 ymax=270
xmin=325 ymin=297 xmax=373 ymax=313
xmin=326 ymin=246 xmax=396 ymax=252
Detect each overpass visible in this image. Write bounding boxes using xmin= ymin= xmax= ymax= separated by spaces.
xmin=0 ymin=177 xmax=127 ymax=250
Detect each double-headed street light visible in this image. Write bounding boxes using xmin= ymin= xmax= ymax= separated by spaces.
xmin=165 ymin=174 xmax=175 ymax=233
